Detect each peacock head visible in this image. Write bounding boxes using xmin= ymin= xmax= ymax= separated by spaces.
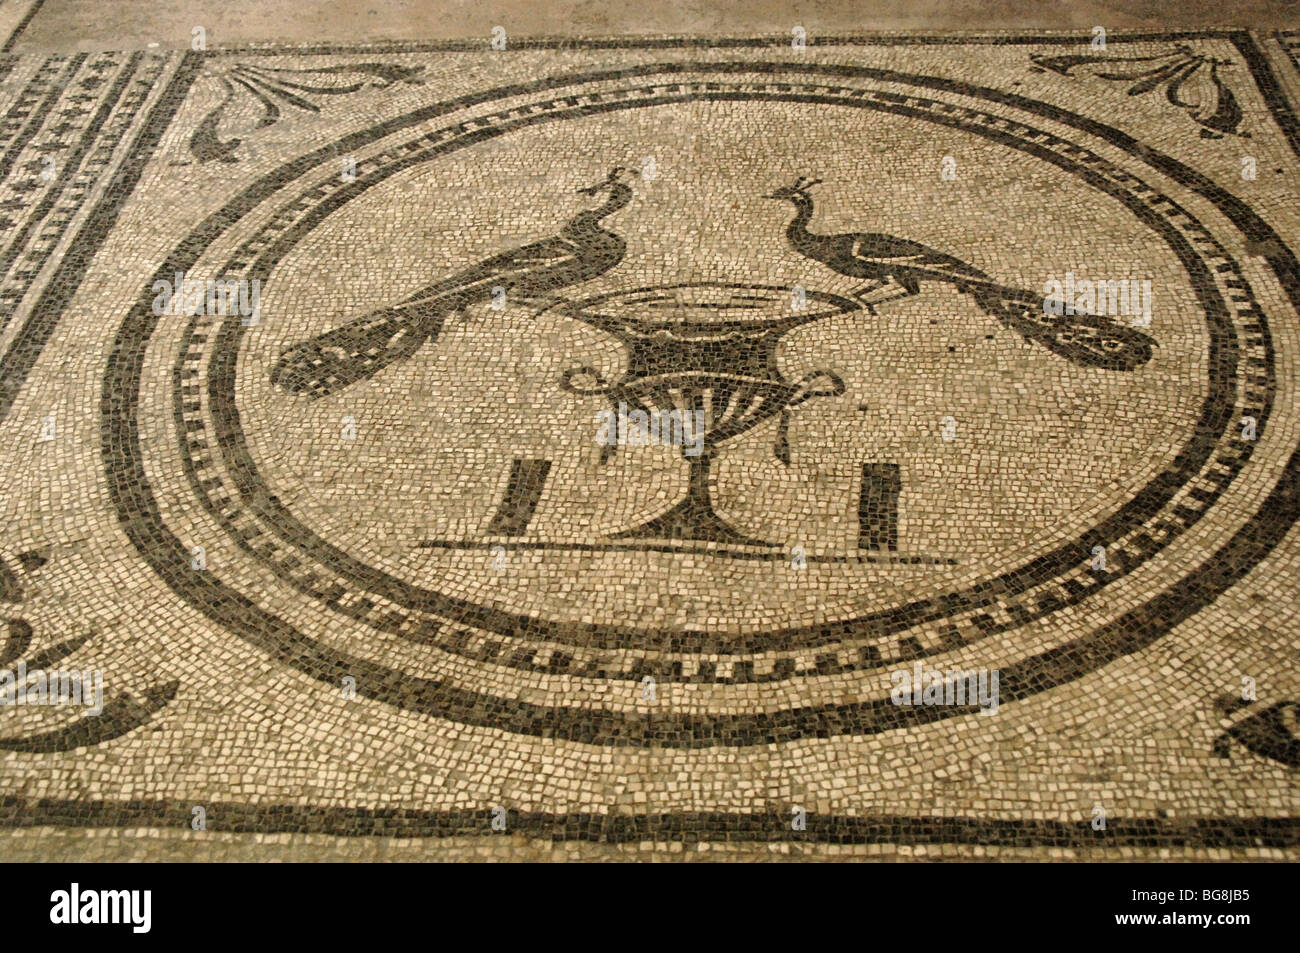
xmin=571 ymin=166 xmax=633 ymax=224
xmin=577 ymin=166 xmax=630 ymax=195
xmin=763 ymin=176 xmax=821 ymax=202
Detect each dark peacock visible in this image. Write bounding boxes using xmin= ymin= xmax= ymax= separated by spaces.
xmin=271 ymin=166 xmax=634 ymax=398
xmin=764 ymin=177 xmax=1156 ymax=371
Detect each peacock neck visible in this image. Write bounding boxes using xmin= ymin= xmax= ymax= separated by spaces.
xmin=568 ymin=183 xmax=632 ymax=234
xmin=786 ymin=195 xmax=816 ymax=246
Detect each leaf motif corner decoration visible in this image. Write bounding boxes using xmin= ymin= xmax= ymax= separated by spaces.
xmin=190 ymin=61 xmax=425 ymax=164
xmin=0 ymin=551 xmax=177 ymax=753
xmin=1030 ymin=43 xmax=1247 ymax=140
xmin=1213 ymin=699 xmax=1300 ymax=769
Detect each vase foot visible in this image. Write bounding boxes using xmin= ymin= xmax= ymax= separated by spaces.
xmin=611 ymin=495 xmax=775 ymax=546
xmin=612 ymin=456 xmax=775 ymax=546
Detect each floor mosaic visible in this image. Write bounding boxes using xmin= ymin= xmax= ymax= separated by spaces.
xmin=1 ymin=28 xmax=1299 ymax=860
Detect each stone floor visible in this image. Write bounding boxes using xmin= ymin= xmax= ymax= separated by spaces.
xmin=0 ymin=3 xmax=1298 ymax=861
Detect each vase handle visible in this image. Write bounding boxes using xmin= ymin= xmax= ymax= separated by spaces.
xmin=559 ymin=365 xmax=613 ymax=395
xmin=786 ymin=369 xmax=845 ymax=408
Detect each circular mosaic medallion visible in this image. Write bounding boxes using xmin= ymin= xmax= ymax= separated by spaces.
xmin=105 ymin=62 xmax=1289 ymax=746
